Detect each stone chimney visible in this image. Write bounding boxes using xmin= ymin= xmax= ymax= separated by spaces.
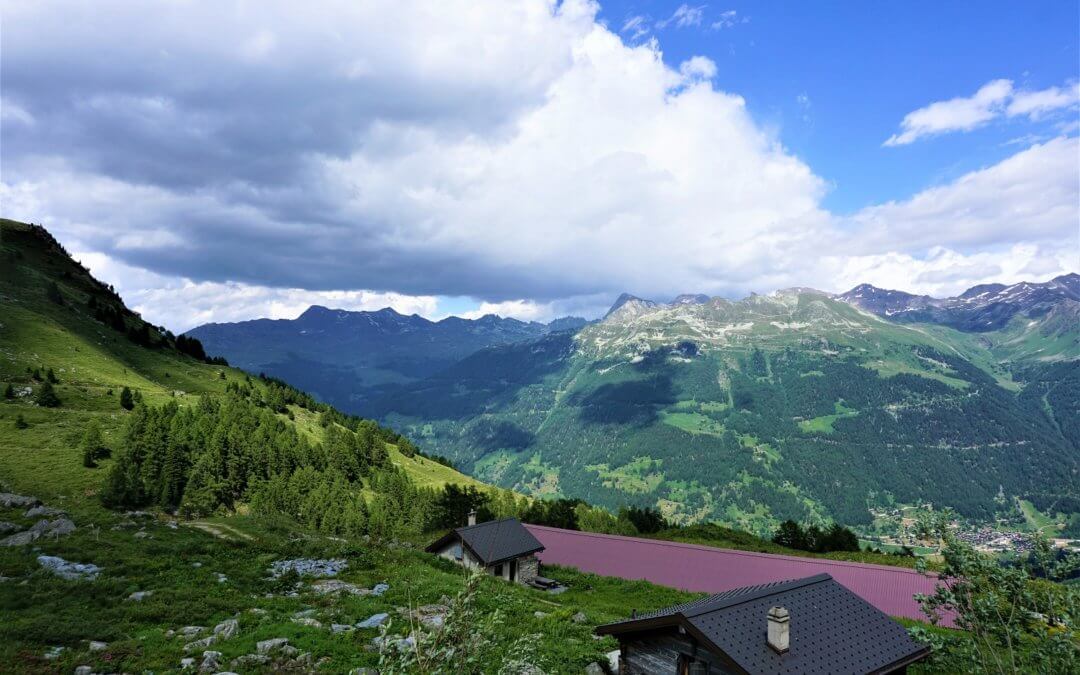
xmin=467 ymin=510 xmax=477 ymax=526
xmin=767 ymin=606 xmax=789 ymax=654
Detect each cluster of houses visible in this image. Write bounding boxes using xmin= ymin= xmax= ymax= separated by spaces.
xmin=426 ymin=513 xmax=930 ymax=674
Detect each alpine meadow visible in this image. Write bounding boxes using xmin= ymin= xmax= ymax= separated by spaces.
xmin=2 ymin=1 xmax=1079 ymax=673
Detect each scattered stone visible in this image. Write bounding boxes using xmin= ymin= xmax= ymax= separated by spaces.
xmin=199 ymin=649 xmax=222 ymax=673
xmin=133 ymin=530 xmax=151 ymax=539
xmin=402 ymin=603 xmax=449 ymax=629
xmin=231 ymin=654 xmax=270 ymax=668
xmin=349 ymin=669 xmax=380 ymax=675
xmin=371 ymin=582 xmax=390 ymax=596
xmin=178 ymin=626 xmax=206 ymax=637
xmin=0 ymin=576 xmax=10 ymax=583
xmin=331 ymin=623 xmax=355 ymax=634
xmin=256 ymin=637 xmax=289 ymax=655
xmin=370 ymin=635 xmax=416 ymax=652
xmin=585 ymin=662 xmax=604 ymax=675
xmin=24 ymin=505 xmax=63 ymax=518
xmin=248 ymin=607 xmax=267 ymax=615
xmin=43 ymin=646 xmax=64 ymax=660
xmin=215 ymin=573 xmax=228 ymax=583
xmin=37 ymin=555 xmax=100 ymax=580
xmin=571 ymin=611 xmax=588 ymax=624
xmin=88 ymin=640 xmax=108 ymax=651
xmin=167 ymin=520 xmax=179 ymax=529
xmin=191 ymin=562 xmax=203 ymax=568
xmin=534 ymin=611 xmax=548 ymax=618
xmin=356 ymin=612 xmax=389 ymax=629
xmin=0 ymin=521 xmax=22 ymax=534
xmin=74 ymin=666 xmax=92 ymax=675
xmin=2 ymin=518 xmax=76 ymax=546
xmin=127 ymin=590 xmax=154 ymax=602
xmin=293 ymin=617 xmax=323 ymax=628
xmin=212 ymin=618 xmax=239 ymax=639
xmin=606 ymin=648 xmax=621 ymax=671
xmin=179 ymin=656 xmax=195 ymax=669
xmin=269 ymin=558 xmax=347 ymax=578
xmin=0 ymin=493 xmax=39 ymax=508
xmin=312 ymin=579 xmax=368 ymax=596
xmin=124 ymin=510 xmax=153 ymax=518
xmin=293 ymin=608 xmax=318 ymax=619
xmin=183 ymin=636 xmax=217 ymax=652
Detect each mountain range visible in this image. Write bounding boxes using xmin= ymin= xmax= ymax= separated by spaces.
xmin=189 ymin=276 xmax=1079 ymax=534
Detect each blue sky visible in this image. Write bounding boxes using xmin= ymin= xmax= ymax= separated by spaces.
xmin=2 ymin=1 xmax=1077 ymax=329
xmin=598 ymin=1 xmax=1079 ymax=211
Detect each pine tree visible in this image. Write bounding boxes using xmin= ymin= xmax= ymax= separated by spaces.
xmin=3 ymin=383 xmax=14 ymax=399
xmin=35 ymin=381 xmax=61 ymax=408
xmin=80 ymin=421 xmax=108 ymax=468
xmin=120 ymin=386 xmax=134 ymax=410
xmin=45 ymin=367 xmax=58 ymax=384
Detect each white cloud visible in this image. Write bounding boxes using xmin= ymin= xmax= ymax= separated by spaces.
xmin=0 ymin=1 xmax=1076 ymax=330
xmin=71 ymin=250 xmax=439 ymax=332
xmin=620 ymin=15 xmax=650 ymax=41
xmin=884 ymin=79 xmax=1013 ymax=146
xmin=885 ymin=78 xmax=1079 ymax=145
xmin=711 ymin=10 xmax=749 ymax=29
xmin=1007 ymin=81 xmax=1080 ymax=120
xmin=657 ymin=4 xmax=705 ymax=29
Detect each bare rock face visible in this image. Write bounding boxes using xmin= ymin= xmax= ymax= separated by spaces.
xmin=213 ymin=618 xmax=239 ymax=639
xmin=0 ymin=521 xmax=21 ymax=534
xmin=25 ymin=505 xmax=64 ymax=518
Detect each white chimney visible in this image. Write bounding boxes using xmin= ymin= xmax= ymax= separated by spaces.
xmin=467 ymin=510 xmax=477 ymax=526
xmin=767 ymin=606 xmax=789 ymax=654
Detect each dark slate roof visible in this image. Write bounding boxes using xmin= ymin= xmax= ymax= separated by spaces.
xmin=425 ymin=517 xmax=544 ymax=566
xmin=596 ymin=574 xmax=930 ymax=675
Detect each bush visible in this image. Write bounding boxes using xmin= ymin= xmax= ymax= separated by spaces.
xmin=14 ymin=414 xmax=28 ymax=430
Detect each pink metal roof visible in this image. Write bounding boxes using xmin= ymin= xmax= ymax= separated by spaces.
xmin=525 ymin=524 xmax=950 ymax=625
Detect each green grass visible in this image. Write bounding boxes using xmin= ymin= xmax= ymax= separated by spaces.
xmin=798 ymin=400 xmax=859 ymax=434
xmin=659 ymin=410 xmax=726 ymax=436
xmin=586 ymin=457 xmax=664 ymax=495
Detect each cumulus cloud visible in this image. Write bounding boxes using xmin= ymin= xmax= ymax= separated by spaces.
xmin=0 ymin=1 xmax=1076 ymax=329
xmin=885 ymin=78 xmax=1079 ymax=145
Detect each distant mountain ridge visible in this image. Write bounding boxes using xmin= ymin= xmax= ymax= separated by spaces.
xmin=187 ymin=305 xmax=587 ymax=411
xmin=835 ymin=273 xmax=1080 ymax=332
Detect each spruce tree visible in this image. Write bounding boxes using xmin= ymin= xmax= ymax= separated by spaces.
xmin=120 ymin=386 xmax=134 ymax=410
xmin=3 ymin=383 xmax=13 ymax=399
xmin=35 ymin=381 xmax=61 ymax=408
xmin=80 ymin=421 xmax=108 ymax=468
xmin=45 ymin=367 xmax=58 ymax=384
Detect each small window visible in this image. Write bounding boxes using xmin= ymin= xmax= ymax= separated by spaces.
xmin=493 ymin=563 xmax=503 ymax=577
xmin=451 ymin=543 xmax=462 ymax=561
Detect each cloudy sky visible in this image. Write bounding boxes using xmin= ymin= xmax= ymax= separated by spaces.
xmin=2 ymin=1 xmax=1077 ymax=331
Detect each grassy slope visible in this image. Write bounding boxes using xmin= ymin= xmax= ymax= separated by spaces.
xmin=0 ymin=219 xmax=962 ymax=673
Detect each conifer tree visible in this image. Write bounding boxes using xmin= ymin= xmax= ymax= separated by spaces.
xmin=80 ymin=420 xmax=109 ymax=468
xmin=120 ymin=386 xmax=134 ymax=410
xmin=3 ymin=383 xmax=14 ymax=399
xmin=45 ymin=367 xmax=58 ymax=384
xmin=35 ymin=381 xmax=61 ymax=408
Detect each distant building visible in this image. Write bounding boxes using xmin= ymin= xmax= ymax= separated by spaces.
xmin=595 ymin=573 xmax=930 ymax=674
xmin=425 ymin=512 xmax=544 ymax=585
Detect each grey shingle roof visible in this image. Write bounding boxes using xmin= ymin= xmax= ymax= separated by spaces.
xmin=426 ymin=517 xmax=544 ymax=566
xmin=596 ymin=573 xmax=930 ymax=675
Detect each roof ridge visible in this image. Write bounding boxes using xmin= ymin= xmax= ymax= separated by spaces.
xmin=523 ymin=525 xmax=931 ymax=577
xmin=681 ymin=573 xmax=831 ymax=617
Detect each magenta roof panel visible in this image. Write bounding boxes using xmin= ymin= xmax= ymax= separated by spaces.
xmin=525 ymin=524 xmax=950 ymax=625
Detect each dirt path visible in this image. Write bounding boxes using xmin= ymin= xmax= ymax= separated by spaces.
xmin=183 ymin=520 xmax=255 ymax=542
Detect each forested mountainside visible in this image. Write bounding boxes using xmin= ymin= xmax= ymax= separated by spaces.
xmin=368 ymin=288 xmax=1079 ymax=534
xmin=0 ymin=218 xmax=691 ymax=672
xmin=0 ymin=218 xmax=508 ymax=535
xmin=187 ymin=305 xmax=586 ymax=412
